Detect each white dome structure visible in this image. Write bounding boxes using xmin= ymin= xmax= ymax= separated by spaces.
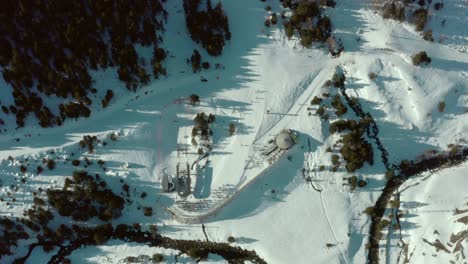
xmin=275 ymin=132 xmax=295 ymax=150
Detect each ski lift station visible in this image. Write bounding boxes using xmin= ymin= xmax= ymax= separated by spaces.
xmin=161 ymin=163 xmax=192 ymax=198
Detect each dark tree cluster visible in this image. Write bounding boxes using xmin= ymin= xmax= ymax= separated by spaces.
xmin=152 ymin=47 xmax=168 ymax=79
xmin=79 ymin=135 xmax=99 ymax=153
xmin=183 ymin=0 xmax=231 ymax=56
xmin=101 ymin=90 xmax=114 ymax=108
xmin=399 ymin=146 xmax=467 ymax=177
xmin=191 ymin=49 xmax=202 ymax=73
xmin=0 ymin=0 xmax=167 ymax=128
xmin=331 ymin=95 xmax=348 ymax=116
xmin=381 ymin=1 xmax=432 ymax=32
xmin=382 ymin=1 xmax=406 ymax=21
xmin=25 ymin=207 xmax=54 ymax=227
xmin=58 ymin=102 xmax=91 ymax=121
xmin=332 ymin=71 xmax=346 ymax=88
xmin=282 ymin=0 xmax=334 ymax=47
xmin=329 ymin=118 xmax=374 ymax=172
xmin=47 ymin=171 xmax=125 ymax=222
xmin=340 ymin=130 xmax=374 ymax=172
xmin=0 ymin=218 xmax=29 ymax=257
xmin=329 ymin=118 xmax=370 ymax=134
xmin=192 ymin=112 xmax=216 ymax=139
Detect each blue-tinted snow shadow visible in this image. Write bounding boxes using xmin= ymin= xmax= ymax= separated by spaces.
xmin=193 ymin=165 xmax=213 ymax=199
xmin=430 ymin=57 xmax=468 ymax=73
xmin=330 ymin=1 xmax=373 ymax=53
xmin=0 ymin=0 xmax=269 ymax=156
xmin=208 ymin=135 xmax=321 ymax=222
xmin=344 ymin=91 xmax=439 ymax=165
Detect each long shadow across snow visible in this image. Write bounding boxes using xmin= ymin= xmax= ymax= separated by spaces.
xmin=209 ymin=134 xmax=321 ymax=222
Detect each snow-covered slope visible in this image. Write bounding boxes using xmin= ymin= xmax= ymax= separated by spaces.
xmin=0 ymin=0 xmax=467 ymax=263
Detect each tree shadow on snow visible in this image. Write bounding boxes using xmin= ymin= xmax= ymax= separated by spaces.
xmin=330 ymin=1 xmax=373 ymax=53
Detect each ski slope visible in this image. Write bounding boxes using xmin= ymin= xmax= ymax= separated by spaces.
xmin=0 ymin=0 xmax=467 ymax=263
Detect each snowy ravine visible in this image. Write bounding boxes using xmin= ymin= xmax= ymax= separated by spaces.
xmin=0 ymin=1 xmax=467 ymax=263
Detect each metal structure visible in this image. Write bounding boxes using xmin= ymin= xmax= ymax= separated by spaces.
xmin=161 ymin=174 xmax=176 ymax=192
xmin=176 ymin=162 xmax=191 ymax=197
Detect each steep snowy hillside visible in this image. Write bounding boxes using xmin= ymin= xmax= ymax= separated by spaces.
xmin=0 ymin=0 xmax=467 ymax=264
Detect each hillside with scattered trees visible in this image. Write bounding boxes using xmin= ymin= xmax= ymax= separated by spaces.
xmin=0 ymin=0 xmax=167 ymax=129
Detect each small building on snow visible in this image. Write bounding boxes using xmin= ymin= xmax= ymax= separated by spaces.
xmin=275 ymin=130 xmax=296 ymax=150
xmin=161 ymin=174 xmax=175 ymax=192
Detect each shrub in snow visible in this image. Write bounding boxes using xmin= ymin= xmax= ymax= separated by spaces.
xmin=189 ymin=94 xmax=200 ymax=105
xmin=152 ymin=254 xmax=164 ymax=263
xmin=19 ymin=165 xmax=27 ymax=174
xmin=190 ymin=49 xmax=202 ymax=73
xmin=311 ymin=96 xmax=322 ymax=105
xmin=80 ymin=135 xmax=98 ymax=153
xmin=434 ymin=2 xmax=444 ymax=10
xmin=229 ymin=123 xmax=236 ymax=136
xmin=316 ymin=107 xmax=329 ymax=120
xmin=110 ymin=133 xmax=118 ymax=141
xmin=202 ymin=62 xmax=210 ymax=69
xmin=46 ymin=159 xmax=56 ymax=170
xmin=348 ymin=175 xmax=357 ymax=191
xmin=438 ymin=101 xmax=445 ymax=112
xmin=323 ymin=80 xmax=333 ymax=88
xmin=152 ymin=47 xmax=167 ymax=79
xmin=364 ymin=206 xmax=376 ymax=217
xmin=358 ymin=180 xmax=367 ymax=188
xmin=331 ymin=95 xmax=347 ymax=116
xmin=412 ymin=8 xmax=428 ymax=31
xmin=340 ymin=130 xmax=374 ymax=172
xmin=101 ymin=89 xmax=114 ymax=108
xmin=332 ymin=71 xmax=345 ymax=88
xmin=423 ymin=30 xmax=434 ymax=42
xmin=143 ymin=207 xmax=153 ymax=217
xmin=271 ymin=13 xmax=278 ymax=25
xmin=412 ymin=51 xmax=431 ymax=65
